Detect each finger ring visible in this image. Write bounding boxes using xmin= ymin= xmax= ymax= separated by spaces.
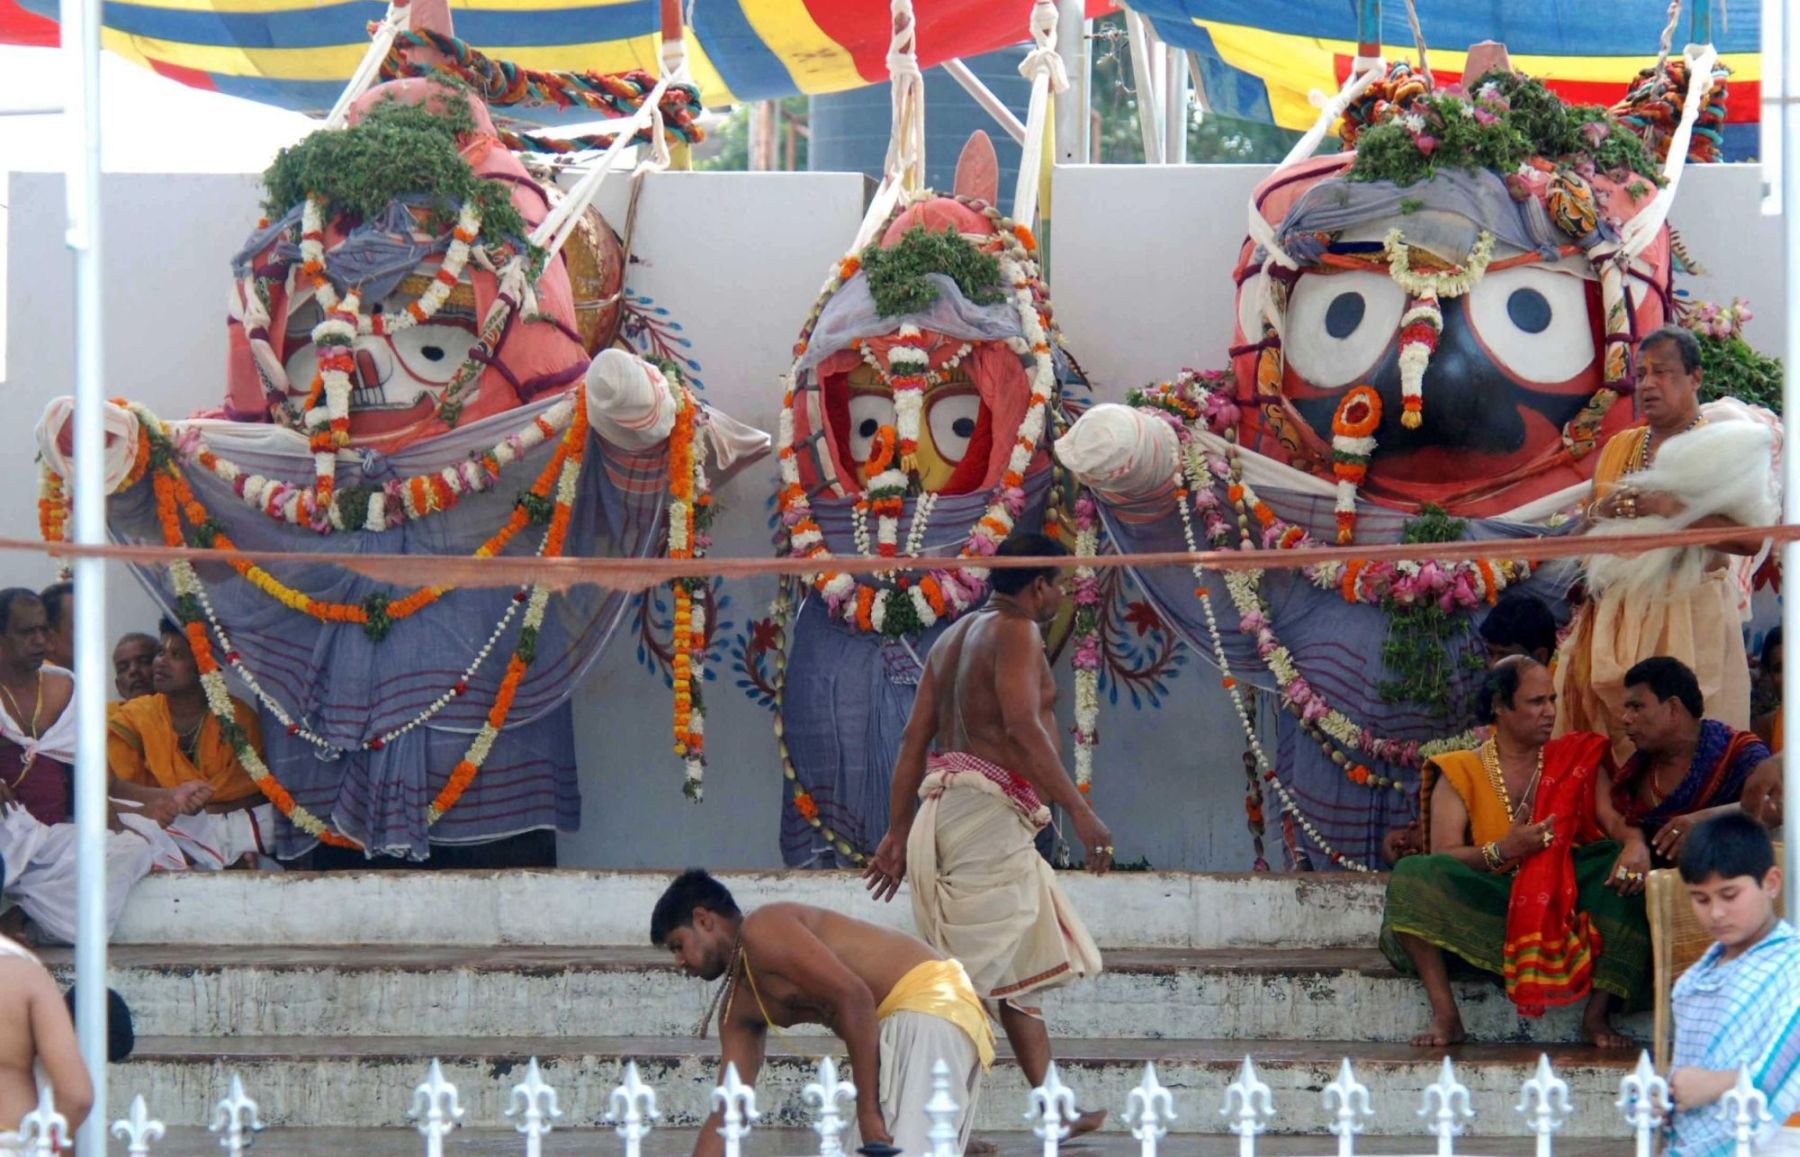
xmin=1099 ymin=846 xmax=1114 ymax=855
xmin=1541 ymin=830 xmax=1554 ymax=848
xmin=1615 ymin=866 xmax=1628 ymax=881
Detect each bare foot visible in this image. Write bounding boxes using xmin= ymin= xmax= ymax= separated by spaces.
xmin=965 ymin=1139 xmax=997 ymax=1154
xmin=1067 ymin=1108 xmax=1108 ymax=1138
xmin=1582 ymin=1014 xmax=1635 ymax=1049
xmin=1410 ymin=1012 xmax=1467 ymax=1048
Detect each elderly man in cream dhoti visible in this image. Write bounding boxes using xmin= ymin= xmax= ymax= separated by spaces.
xmin=1556 ymin=326 xmax=1781 ymax=762
xmin=866 ymin=532 xmax=1112 ymax=1137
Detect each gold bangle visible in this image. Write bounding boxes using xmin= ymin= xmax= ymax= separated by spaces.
xmin=1482 ymin=841 xmax=1505 ymax=872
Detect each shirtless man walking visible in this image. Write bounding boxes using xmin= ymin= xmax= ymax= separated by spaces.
xmin=653 ymin=870 xmax=993 ymax=1157
xmin=865 ymin=531 xmax=1111 ymax=1136
xmin=0 ymin=931 xmax=92 ymax=1151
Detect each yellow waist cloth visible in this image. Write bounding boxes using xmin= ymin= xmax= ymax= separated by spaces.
xmin=875 ymin=958 xmax=997 ymax=1070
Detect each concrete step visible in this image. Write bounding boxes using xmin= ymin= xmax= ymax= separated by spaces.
xmin=111 ymin=1035 xmax=1644 ymax=1137
xmin=143 ymin=1126 xmax=1630 ymax=1155
xmin=109 ymin=870 xmax=1388 ymax=950
xmin=45 ymin=945 xmax=1649 ymax=1046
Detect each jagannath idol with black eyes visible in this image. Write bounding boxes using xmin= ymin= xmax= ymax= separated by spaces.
xmin=769 ymin=137 xmax=1084 ymax=867
xmin=1050 ymin=55 xmax=1762 ymax=869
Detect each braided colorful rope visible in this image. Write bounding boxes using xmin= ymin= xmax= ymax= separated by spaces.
xmin=379 ymin=29 xmax=705 ymax=145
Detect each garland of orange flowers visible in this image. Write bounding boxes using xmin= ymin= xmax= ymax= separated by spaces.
xmin=132 ymin=393 xmax=590 ymax=847
xmin=664 ymin=365 xmax=712 ymax=800
xmin=124 ymin=403 xmax=574 ymax=641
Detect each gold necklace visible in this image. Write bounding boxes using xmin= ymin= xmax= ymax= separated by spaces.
xmin=694 ymin=936 xmax=744 ymax=1039
xmin=0 ymin=669 xmax=44 ymax=786
xmin=1633 ymin=413 xmax=1706 ymax=473
xmin=1479 ymin=738 xmax=1544 ymax=823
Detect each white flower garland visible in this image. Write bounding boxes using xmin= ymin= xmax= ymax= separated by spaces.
xmin=1171 ymin=449 xmax=1371 ymax=872
xmin=187 ymin=395 xmax=577 ymax=533
xmin=1383 ymin=228 xmax=1495 ymax=298
xmin=301 ymin=197 xmax=482 ymax=336
xmin=1071 ymin=514 xmax=1100 ymax=790
xmin=778 ymin=200 xmax=1055 ymax=635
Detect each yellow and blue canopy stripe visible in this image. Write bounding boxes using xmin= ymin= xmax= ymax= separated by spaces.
xmin=0 ymin=0 xmax=1115 ymax=121
xmin=1123 ymin=0 xmax=1762 ymax=158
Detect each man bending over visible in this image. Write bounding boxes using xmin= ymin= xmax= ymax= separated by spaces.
xmin=652 ymin=870 xmax=992 ymax=1157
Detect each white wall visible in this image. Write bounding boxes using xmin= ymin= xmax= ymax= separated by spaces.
xmin=3 ymin=162 xmax=1781 ymax=869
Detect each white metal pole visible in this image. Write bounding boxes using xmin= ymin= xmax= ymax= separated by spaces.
xmin=1124 ymin=12 xmax=1163 ymax=163
xmin=1778 ymin=0 xmax=1800 ymax=927
xmin=1163 ymin=48 xmax=1189 ymax=164
xmin=1053 ymin=0 xmax=1088 ymax=165
xmin=59 ymin=0 xmax=109 ymax=1137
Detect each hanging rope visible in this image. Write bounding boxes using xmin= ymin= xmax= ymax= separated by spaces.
xmin=1401 ymin=0 xmax=1433 ymax=88
xmin=1655 ymin=0 xmax=1683 ymax=77
xmin=852 ymin=0 xmax=927 ymax=252
xmin=1012 ymin=0 xmax=1069 ymax=230
xmin=378 ymin=29 xmax=704 ymax=143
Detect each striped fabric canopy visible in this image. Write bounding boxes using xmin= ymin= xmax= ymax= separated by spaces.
xmin=1124 ymin=0 xmax=1762 ymax=157
xmin=0 ymin=0 xmax=1116 ymax=119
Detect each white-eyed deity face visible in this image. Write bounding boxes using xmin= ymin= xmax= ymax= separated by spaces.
xmin=281 ymin=276 xmax=482 ymax=438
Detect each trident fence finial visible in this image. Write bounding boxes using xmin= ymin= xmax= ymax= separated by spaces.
xmin=1325 ymin=1057 xmax=1372 ymax=1157
xmin=713 ymin=1061 xmax=760 ymax=1157
xmin=606 ymin=1061 xmax=661 ymax=1157
xmin=1517 ymin=1054 xmax=1572 ymax=1157
xmin=409 ymin=1059 xmax=465 ymax=1157
xmin=208 ymin=1073 xmax=264 ymax=1157
xmin=1719 ymin=1065 xmax=1773 ymax=1157
xmin=1222 ymin=1056 xmax=1274 ymax=1157
xmin=923 ymin=1058 xmax=963 ymax=1157
xmin=1617 ymin=1049 xmax=1672 ymax=1157
xmin=19 ymin=1083 xmax=70 ymax=1157
xmin=111 ymin=1094 xmax=167 ymax=1156
xmin=1419 ymin=1056 xmax=1473 ymax=1157
xmin=504 ymin=1057 xmax=564 ymax=1157
xmin=1028 ymin=1061 xmax=1078 ymax=1157
xmin=804 ymin=1056 xmax=857 ymax=1157
xmin=1126 ymin=1061 xmax=1176 ymax=1157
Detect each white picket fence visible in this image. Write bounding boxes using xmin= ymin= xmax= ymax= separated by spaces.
xmin=12 ymin=1049 xmax=1779 ymax=1155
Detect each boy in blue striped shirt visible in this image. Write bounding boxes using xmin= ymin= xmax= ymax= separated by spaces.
xmin=1669 ymin=813 xmax=1800 ymax=1155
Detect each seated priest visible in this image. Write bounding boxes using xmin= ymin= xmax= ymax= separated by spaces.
xmin=1593 ymin=656 xmax=1773 ymax=881
xmin=106 ymin=620 xmax=274 ymax=869
xmin=1378 ymin=656 xmax=1649 ymax=1049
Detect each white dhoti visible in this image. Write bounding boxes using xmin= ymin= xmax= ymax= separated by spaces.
xmin=167 ymin=805 xmax=276 ymax=869
xmin=0 ymin=806 xmax=156 ymax=945
xmin=907 ymin=754 xmax=1102 ymax=1017
xmin=845 ymin=959 xmax=992 ymax=1157
xmin=0 ymin=1131 xmax=23 ymax=1156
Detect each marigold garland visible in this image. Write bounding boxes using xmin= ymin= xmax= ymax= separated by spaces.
xmin=777 ymin=190 xmax=1062 ymax=640
xmin=664 ymin=364 xmax=713 ymax=800
xmin=1329 ymin=386 xmax=1381 ymax=545
xmin=128 ymin=391 xmax=589 ymax=847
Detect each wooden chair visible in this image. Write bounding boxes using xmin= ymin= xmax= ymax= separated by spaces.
xmin=1648 ymin=840 xmax=1786 ymax=1069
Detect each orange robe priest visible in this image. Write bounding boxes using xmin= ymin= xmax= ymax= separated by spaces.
xmin=107 ymin=693 xmax=274 ymax=868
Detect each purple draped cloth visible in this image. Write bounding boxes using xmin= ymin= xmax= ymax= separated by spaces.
xmin=778 ymin=469 xmax=1053 ymax=867
xmin=106 ymin=393 xmax=667 ymax=860
xmin=1096 ymin=478 xmax=1579 ymax=870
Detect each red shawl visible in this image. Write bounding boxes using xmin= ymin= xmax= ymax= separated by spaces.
xmin=1501 ymin=730 xmax=1612 ymax=1016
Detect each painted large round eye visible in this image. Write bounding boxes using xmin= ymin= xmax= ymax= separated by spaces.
xmin=1465 ymin=266 xmax=1596 ymax=382
xmin=847 ymin=393 xmax=897 ymax=463
xmin=389 ymin=323 xmax=479 ymax=387
xmin=1283 ymin=270 xmax=1407 ymax=390
xmin=1236 ymin=269 xmax=1268 ymax=344
xmin=925 ymin=389 xmax=981 ymax=466
xmin=281 ymin=296 xmax=325 ymax=398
